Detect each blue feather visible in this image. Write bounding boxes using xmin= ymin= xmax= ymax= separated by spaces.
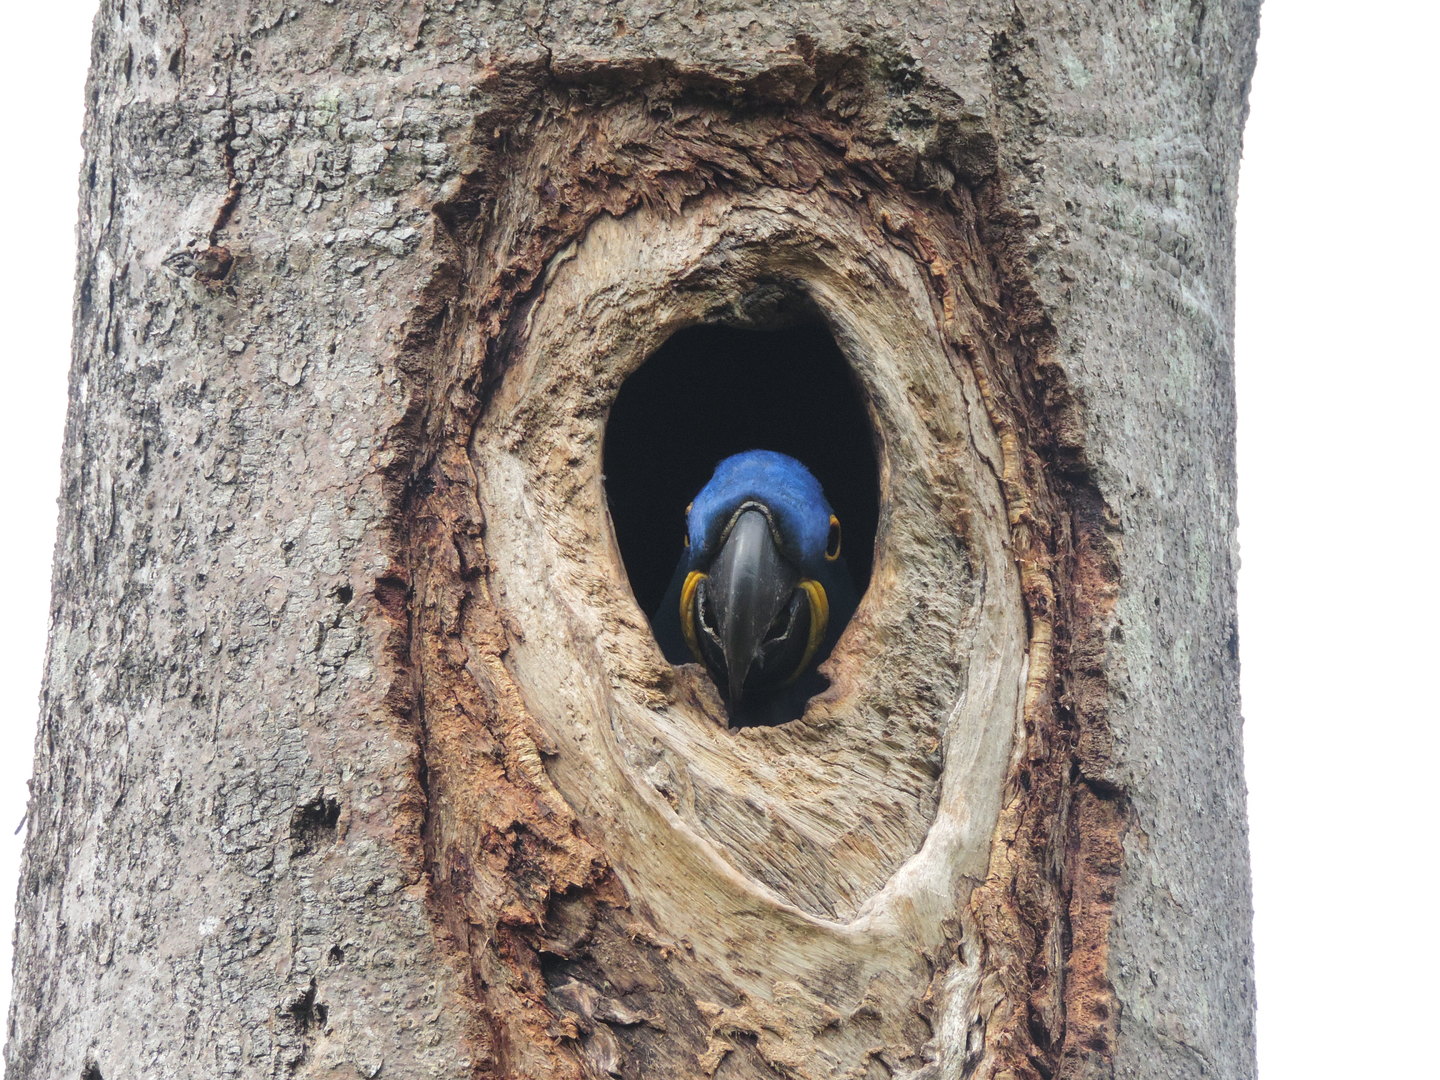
xmin=684 ymin=450 xmax=836 ymax=573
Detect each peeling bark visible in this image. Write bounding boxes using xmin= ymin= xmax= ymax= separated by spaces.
xmin=8 ymin=4 xmax=1257 ymax=1080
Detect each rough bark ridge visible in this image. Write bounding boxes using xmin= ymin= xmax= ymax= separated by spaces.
xmin=8 ymin=4 xmax=1257 ymax=1080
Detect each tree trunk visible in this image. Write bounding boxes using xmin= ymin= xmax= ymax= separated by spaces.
xmin=7 ymin=3 xmax=1258 ymax=1079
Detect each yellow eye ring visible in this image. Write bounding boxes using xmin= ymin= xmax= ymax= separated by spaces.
xmin=825 ymin=515 xmax=842 ymax=561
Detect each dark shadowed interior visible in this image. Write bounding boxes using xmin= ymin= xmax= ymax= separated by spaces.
xmin=604 ymin=322 xmax=878 ymax=620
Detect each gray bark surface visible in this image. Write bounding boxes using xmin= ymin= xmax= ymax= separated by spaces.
xmin=7 ymin=3 xmax=1257 ymax=1079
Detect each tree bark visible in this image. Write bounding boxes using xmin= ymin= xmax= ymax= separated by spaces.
xmin=7 ymin=3 xmax=1258 ymax=1080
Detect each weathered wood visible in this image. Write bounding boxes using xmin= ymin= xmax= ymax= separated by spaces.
xmin=7 ymin=4 xmax=1258 ymax=1079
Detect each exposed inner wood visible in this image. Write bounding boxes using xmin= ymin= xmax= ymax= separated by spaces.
xmin=392 ymin=72 xmax=1122 ymax=1080
xmin=481 ymin=194 xmax=1023 ymax=925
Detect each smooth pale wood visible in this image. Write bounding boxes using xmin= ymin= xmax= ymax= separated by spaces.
xmin=472 ymin=192 xmax=1025 ymax=1064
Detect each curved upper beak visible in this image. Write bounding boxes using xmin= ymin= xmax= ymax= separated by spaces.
xmin=700 ymin=507 xmax=800 ymax=703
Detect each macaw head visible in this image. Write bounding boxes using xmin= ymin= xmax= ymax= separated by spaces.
xmin=674 ymin=450 xmax=850 ymax=708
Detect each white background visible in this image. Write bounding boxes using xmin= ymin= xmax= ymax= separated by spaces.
xmin=1 ymin=2 xmax=1435 ymax=1074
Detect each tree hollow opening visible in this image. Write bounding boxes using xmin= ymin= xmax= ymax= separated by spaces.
xmin=604 ymin=321 xmax=879 ymax=627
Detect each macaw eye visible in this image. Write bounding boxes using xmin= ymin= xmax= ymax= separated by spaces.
xmin=825 ymin=515 xmax=842 ymax=561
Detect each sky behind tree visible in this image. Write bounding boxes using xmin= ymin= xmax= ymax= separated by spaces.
xmin=0 ymin=3 xmax=1432 ymax=1074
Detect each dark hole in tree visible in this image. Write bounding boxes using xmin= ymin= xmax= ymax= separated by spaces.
xmin=605 ymin=320 xmax=878 ymax=626
xmin=286 ymin=979 xmax=328 ymax=1033
xmin=290 ymin=795 xmax=341 ymax=857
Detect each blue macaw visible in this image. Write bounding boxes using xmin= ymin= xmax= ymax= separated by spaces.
xmin=653 ymin=450 xmax=858 ymax=725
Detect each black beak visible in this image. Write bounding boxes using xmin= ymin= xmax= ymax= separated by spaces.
xmin=695 ymin=508 xmax=801 ymax=704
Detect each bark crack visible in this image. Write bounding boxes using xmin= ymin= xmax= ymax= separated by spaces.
xmin=207 ymin=75 xmax=243 ymax=248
